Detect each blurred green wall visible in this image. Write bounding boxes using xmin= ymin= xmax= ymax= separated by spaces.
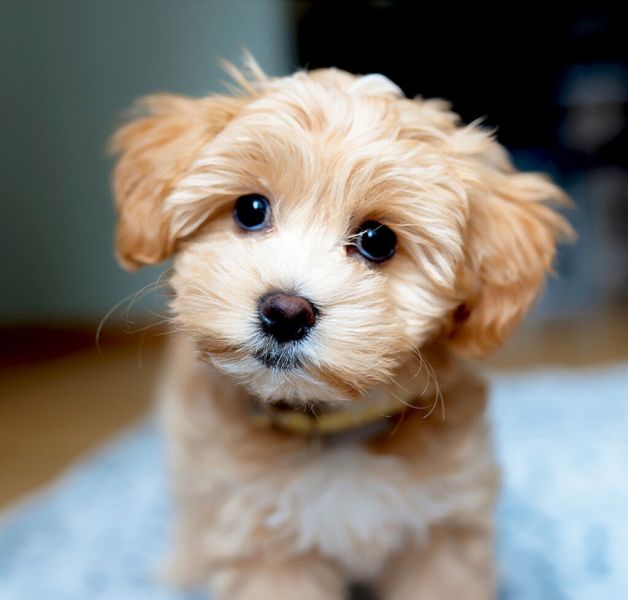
xmin=0 ymin=0 xmax=294 ymax=323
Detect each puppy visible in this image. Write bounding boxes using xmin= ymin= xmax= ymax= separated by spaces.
xmin=110 ymin=57 xmax=572 ymax=599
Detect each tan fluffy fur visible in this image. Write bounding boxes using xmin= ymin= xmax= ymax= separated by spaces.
xmin=111 ymin=57 xmax=572 ymax=599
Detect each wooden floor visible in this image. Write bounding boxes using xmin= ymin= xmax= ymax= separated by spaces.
xmin=0 ymin=332 xmax=163 ymax=508
xmin=1 ymin=309 xmax=627 ymax=509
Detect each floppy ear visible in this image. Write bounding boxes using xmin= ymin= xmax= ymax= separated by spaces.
xmin=447 ymin=144 xmax=574 ymax=358
xmin=110 ymin=93 xmax=245 ymax=270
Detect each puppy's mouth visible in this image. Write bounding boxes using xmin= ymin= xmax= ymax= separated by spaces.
xmin=252 ymin=344 xmax=303 ymax=371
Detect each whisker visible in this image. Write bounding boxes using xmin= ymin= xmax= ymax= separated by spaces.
xmin=141 ymin=306 xmax=173 ymax=323
xmin=422 ymin=356 xmax=445 ymax=421
xmin=408 ymin=349 xmax=426 ymax=383
xmin=155 ymin=327 xmax=180 ymax=338
xmin=389 ymin=407 xmax=408 ymax=437
xmin=96 ymin=295 xmax=135 ymax=356
xmin=409 ymin=347 xmax=445 ymax=421
xmin=96 ymin=269 xmax=172 ymax=355
xmin=408 ymin=347 xmax=431 ymax=397
xmin=124 ymin=318 xmax=173 ymax=335
xmin=121 ymin=268 xmax=172 ymax=322
xmin=387 ymin=385 xmax=417 ymax=411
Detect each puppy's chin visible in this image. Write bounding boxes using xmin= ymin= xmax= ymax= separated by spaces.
xmin=202 ymin=343 xmax=358 ymax=404
xmin=252 ymin=348 xmax=302 ymax=371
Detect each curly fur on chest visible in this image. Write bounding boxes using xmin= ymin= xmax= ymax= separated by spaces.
xmin=167 ymin=398 xmax=495 ymax=579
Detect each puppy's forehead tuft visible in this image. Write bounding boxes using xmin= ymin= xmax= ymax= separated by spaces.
xmin=347 ymin=73 xmax=404 ymax=98
xmin=225 ymin=72 xmax=414 ymax=152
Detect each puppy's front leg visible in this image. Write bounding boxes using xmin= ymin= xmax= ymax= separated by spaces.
xmin=379 ymin=525 xmax=496 ymax=600
xmin=209 ymin=553 xmax=346 ymax=600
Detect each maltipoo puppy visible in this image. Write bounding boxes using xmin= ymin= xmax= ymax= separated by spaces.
xmin=110 ymin=57 xmax=571 ymax=599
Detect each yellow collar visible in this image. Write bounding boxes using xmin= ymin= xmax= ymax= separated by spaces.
xmin=249 ymin=396 xmax=406 ymax=441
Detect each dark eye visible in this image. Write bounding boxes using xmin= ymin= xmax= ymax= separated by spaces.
xmin=234 ymin=194 xmax=271 ymax=231
xmin=354 ymin=220 xmax=397 ymax=262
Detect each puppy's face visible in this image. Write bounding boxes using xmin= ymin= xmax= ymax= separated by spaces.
xmin=111 ymin=65 xmax=571 ymax=403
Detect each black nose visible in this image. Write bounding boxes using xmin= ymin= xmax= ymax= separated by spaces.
xmin=259 ymin=293 xmax=317 ymax=343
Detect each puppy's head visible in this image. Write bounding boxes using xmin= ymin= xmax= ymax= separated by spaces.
xmin=110 ymin=59 xmax=572 ymax=403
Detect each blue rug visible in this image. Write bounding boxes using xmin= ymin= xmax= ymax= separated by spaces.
xmin=1 ymin=365 xmax=627 ymax=600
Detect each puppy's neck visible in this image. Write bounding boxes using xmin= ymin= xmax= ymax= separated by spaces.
xmin=244 ymin=345 xmax=458 ymax=443
xmin=186 ymin=338 xmax=464 ymax=446
xmin=247 ymin=393 xmax=407 ymax=444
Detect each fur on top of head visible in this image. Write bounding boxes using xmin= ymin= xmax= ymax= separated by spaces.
xmin=110 ymin=55 xmax=572 ymax=401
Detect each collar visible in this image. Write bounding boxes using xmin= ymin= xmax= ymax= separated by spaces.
xmin=249 ymin=396 xmax=407 ymax=444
